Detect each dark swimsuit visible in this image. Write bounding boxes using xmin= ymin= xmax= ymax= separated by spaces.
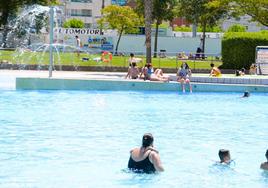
xmin=128 ymin=153 xmax=156 ymax=174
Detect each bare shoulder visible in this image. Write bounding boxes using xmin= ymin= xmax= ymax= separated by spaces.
xmin=149 ymin=150 xmax=160 ymax=159
xmin=130 ymin=147 xmax=139 ymax=153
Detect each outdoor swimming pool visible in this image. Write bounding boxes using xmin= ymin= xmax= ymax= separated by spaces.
xmin=0 ymin=89 xmax=268 ymax=188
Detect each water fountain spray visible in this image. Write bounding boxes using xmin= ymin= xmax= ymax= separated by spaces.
xmin=48 ymin=7 xmax=54 ymax=78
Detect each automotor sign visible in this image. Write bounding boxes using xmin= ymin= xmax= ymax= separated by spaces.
xmin=53 ymin=28 xmax=115 ymax=52
xmin=55 ymin=28 xmax=104 ymax=35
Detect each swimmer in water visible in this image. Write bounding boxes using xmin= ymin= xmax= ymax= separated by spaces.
xmin=242 ymin=91 xmax=250 ymax=98
xmin=218 ymin=149 xmax=232 ymax=165
xmin=128 ymin=133 xmax=164 ymax=173
xmin=260 ymin=149 xmax=268 ymax=170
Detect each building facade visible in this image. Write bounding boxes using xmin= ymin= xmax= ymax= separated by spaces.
xmin=59 ymin=0 xmax=129 ymax=28
xmin=60 ymin=0 xmax=111 ymax=28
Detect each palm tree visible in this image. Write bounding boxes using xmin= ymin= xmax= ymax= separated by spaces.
xmin=144 ymin=0 xmax=153 ymax=64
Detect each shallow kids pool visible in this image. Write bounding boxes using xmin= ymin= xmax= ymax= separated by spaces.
xmin=0 ymin=89 xmax=268 ymax=188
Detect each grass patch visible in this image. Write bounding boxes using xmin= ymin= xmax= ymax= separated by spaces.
xmin=0 ymin=50 xmax=222 ymax=69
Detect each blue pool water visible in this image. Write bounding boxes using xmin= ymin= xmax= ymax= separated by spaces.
xmin=1 ymin=89 xmax=268 ymax=188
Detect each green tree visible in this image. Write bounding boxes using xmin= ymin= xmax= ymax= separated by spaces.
xmin=233 ymin=0 xmax=268 ymax=27
xmin=63 ymin=18 xmax=85 ymax=28
xmin=136 ymin=0 xmax=176 ymax=57
xmin=177 ymin=0 xmax=230 ymax=53
xmin=98 ymin=5 xmax=141 ymax=54
xmin=227 ymin=24 xmax=246 ymax=32
xmin=0 ymin=0 xmax=58 ymax=47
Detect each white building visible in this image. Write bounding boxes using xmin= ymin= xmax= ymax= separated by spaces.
xmin=60 ymin=0 xmax=111 ymax=28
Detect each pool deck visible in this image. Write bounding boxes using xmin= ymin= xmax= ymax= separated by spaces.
xmin=1 ymin=69 xmax=268 ymax=82
xmin=1 ymin=70 xmax=268 ymax=92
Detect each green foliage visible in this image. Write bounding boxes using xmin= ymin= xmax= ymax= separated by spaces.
xmin=98 ymin=5 xmax=141 ymax=53
xmin=232 ymin=0 xmax=268 ymax=27
xmin=63 ymin=18 xmax=85 ymax=28
xmin=98 ymin=5 xmax=141 ymax=34
xmin=154 ymin=23 xmax=169 ymax=29
xmin=136 ymin=0 xmax=176 ymax=24
xmin=222 ymin=32 xmax=268 ymax=69
xmin=202 ymin=25 xmax=222 ymax=32
xmin=173 ymin=26 xmax=192 ymax=32
xmin=174 ymin=25 xmax=222 ymax=32
xmin=226 ymin=24 xmax=246 ymax=32
xmin=177 ymin=0 xmax=230 ymax=52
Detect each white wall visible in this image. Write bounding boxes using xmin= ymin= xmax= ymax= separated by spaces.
xmin=115 ymin=35 xmax=222 ymax=55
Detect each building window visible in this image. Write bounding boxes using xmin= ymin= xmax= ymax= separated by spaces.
xmin=70 ymin=9 xmax=92 ymax=17
xmin=71 ymin=0 xmax=92 ymax=3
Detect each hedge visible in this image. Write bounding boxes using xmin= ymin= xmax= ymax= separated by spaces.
xmin=222 ymin=32 xmax=268 ymax=69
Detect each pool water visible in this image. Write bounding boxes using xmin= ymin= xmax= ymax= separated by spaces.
xmin=0 ymin=90 xmax=268 ymax=188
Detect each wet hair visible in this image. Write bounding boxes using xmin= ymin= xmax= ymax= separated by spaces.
xmin=130 ymin=53 xmax=134 ymax=57
xmin=243 ymin=91 xmax=250 ymax=97
xmin=218 ymin=149 xmax=230 ymax=161
xmin=142 ymin=133 xmax=154 ymax=148
xmin=210 ymin=63 xmax=215 ymax=68
xmin=75 ymin=35 xmax=78 ymax=38
xmin=265 ymin=149 xmax=268 ymax=159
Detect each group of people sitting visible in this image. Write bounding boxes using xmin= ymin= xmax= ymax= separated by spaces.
xmin=125 ymin=53 xmax=261 ymax=93
xmin=125 ymin=62 xmax=170 ymax=82
xmin=125 ymin=54 xmax=169 ymax=82
xmin=128 ymin=133 xmax=268 ymax=174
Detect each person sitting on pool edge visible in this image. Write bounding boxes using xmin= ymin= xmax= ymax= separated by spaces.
xmin=260 ymin=149 xmax=268 ymax=170
xmin=177 ymin=62 xmax=192 ymax=93
xmin=218 ymin=149 xmax=232 ymax=164
xmin=210 ymin=63 xmax=221 ymax=77
xmin=128 ymin=133 xmax=164 ymax=173
xmin=140 ymin=64 xmax=169 ymax=82
xmin=125 ymin=62 xmax=140 ymax=79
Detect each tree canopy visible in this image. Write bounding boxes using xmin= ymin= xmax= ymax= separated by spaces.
xmin=98 ymin=5 xmax=141 ymax=54
xmin=136 ymin=0 xmax=176 ymax=57
xmin=177 ymin=0 xmax=231 ymax=52
xmin=63 ymin=18 xmax=85 ymax=28
xmin=232 ymin=0 xmax=268 ymax=27
xmin=227 ymin=24 xmax=246 ymax=32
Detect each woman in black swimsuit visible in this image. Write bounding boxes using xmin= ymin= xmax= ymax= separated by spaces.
xmin=128 ymin=133 xmax=164 ymax=173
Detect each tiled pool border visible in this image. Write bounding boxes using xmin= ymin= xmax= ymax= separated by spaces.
xmin=16 ymin=77 xmax=268 ymax=92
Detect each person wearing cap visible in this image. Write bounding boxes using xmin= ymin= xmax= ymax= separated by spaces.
xmin=128 ymin=133 xmax=164 ymax=173
xmin=260 ymin=149 xmax=268 ymax=170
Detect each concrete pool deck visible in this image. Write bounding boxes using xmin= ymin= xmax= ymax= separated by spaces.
xmin=0 ymin=70 xmax=268 ymax=92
